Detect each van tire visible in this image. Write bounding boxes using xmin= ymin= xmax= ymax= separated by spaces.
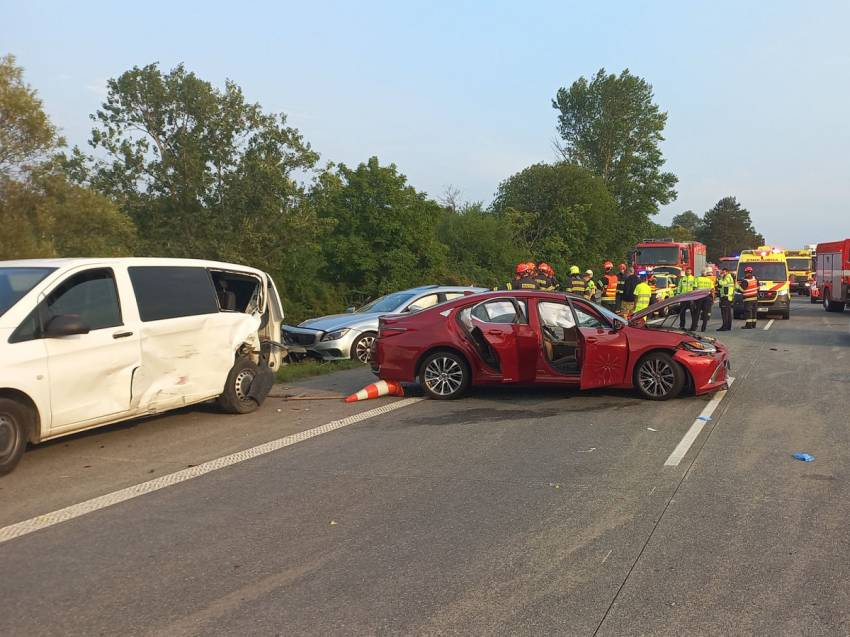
xmin=217 ymin=358 xmax=262 ymax=414
xmin=0 ymin=398 xmax=32 ymax=475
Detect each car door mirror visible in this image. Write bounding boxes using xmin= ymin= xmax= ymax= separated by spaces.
xmin=344 ymin=306 xmax=356 ymax=313
xmin=44 ymin=314 xmax=90 ymax=338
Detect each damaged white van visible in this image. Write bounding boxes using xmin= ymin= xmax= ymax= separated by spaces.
xmin=0 ymin=258 xmax=287 ymax=474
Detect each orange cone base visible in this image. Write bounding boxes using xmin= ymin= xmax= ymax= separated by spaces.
xmin=344 ymin=380 xmax=405 ymax=402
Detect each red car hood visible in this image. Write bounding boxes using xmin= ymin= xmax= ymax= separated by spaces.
xmin=629 ymin=289 xmax=711 ymax=325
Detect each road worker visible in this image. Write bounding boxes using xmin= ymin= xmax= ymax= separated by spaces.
xmin=737 ymin=265 xmax=759 ymax=329
xmin=567 ymin=265 xmax=585 ymax=295
xmin=634 ymin=272 xmax=652 ymax=313
xmin=535 ymin=262 xmax=559 ymax=291
xmin=506 ymin=262 xmax=539 ymax=290
xmin=677 ymin=267 xmax=696 ymax=329
xmin=583 ymin=270 xmax=596 ymax=301
xmin=600 ymin=260 xmax=618 ymax=311
xmin=716 ymin=267 xmax=735 ymax=331
xmin=691 ymin=267 xmax=715 ymax=332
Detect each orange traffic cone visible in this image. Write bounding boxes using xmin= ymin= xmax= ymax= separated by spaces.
xmin=344 ymin=380 xmax=405 ymax=403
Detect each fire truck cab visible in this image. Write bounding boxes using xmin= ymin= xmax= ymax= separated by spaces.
xmin=632 ymin=239 xmax=707 ymax=282
xmin=734 ymin=247 xmax=791 ymax=320
xmin=785 ymin=248 xmax=816 ymax=296
xmin=816 ymin=239 xmax=850 ymax=313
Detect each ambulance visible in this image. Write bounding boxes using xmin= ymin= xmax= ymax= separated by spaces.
xmin=785 ymin=247 xmax=815 ymax=296
xmin=733 ymin=247 xmax=791 ymax=320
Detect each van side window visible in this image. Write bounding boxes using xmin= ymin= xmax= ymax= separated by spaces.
xmin=10 ymin=268 xmax=121 ymax=343
xmin=129 ymin=267 xmax=218 ymax=322
xmin=209 ymin=270 xmax=261 ymax=313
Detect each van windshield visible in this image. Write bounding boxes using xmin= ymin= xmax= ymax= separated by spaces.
xmin=0 ymin=268 xmax=55 ymax=317
xmin=737 ymin=262 xmax=788 ymax=281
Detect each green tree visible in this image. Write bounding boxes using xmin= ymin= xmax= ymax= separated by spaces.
xmin=671 ymin=210 xmax=701 ymax=233
xmin=696 ymin=196 xmax=764 ymax=262
xmin=491 ymin=162 xmax=623 ymax=274
xmin=311 ymin=157 xmax=449 ymax=300
xmin=76 ymin=62 xmax=320 ymax=261
xmin=552 ymin=68 xmax=677 ymax=237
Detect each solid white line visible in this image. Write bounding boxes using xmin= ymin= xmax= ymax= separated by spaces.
xmin=664 ymin=378 xmax=735 ymax=467
xmin=763 ymin=319 xmax=775 ymax=331
xmin=0 ymin=398 xmax=423 ymax=545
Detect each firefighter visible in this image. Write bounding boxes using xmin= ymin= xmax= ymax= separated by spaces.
xmin=677 ymin=267 xmax=696 ymax=330
xmin=583 ymin=270 xmax=596 ymax=301
xmin=567 ymin=265 xmax=585 ymax=295
xmin=634 ymin=272 xmax=652 ymax=313
xmin=737 ymin=265 xmax=759 ymax=329
xmin=506 ymin=262 xmax=539 ymax=290
xmin=615 ymin=263 xmax=627 ymax=311
xmin=535 ymin=262 xmax=559 ymax=291
xmin=620 ymin=266 xmax=639 ymax=316
xmin=599 ymin=260 xmax=618 ymax=311
xmin=648 ymin=272 xmax=658 ymax=305
xmin=691 ymin=267 xmax=715 ymax=332
xmin=716 ymin=267 xmax=735 ymax=331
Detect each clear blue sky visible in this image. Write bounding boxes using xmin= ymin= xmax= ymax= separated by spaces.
xmin=4 ymin=0 xmax=848 ymax=247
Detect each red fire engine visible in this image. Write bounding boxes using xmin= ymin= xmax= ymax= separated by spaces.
xmin=632 ymin=239 xmax=708 ymax=280
xmin=816 ymin=239 xmax=850 ymax=312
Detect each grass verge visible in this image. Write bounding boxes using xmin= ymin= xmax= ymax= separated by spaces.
xmin=275 ymin=358 xmax=364 ymax=384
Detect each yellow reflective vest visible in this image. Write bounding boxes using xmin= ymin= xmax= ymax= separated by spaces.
xmin=676 ymin=274 xmax=695 ymax=295
xmin=634 ymin=281 xmax=652 ymax=312
xmin=717 ymin=273 xmax=735 ymax=301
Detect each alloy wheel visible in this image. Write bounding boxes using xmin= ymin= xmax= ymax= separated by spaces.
xmin=355 ymin=335 xmax=375 ymax=363
xmin=638 ymin=359 xmax=675 ymax=398
xmin=423 ymin=357 xmax=464 ymax=397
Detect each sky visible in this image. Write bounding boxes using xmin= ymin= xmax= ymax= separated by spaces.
xmin=3 ymin=0 xmax=848 ymax=248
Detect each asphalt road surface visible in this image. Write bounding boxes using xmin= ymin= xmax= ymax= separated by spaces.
xmin=2 ymin=297 xmax=849 ymax=636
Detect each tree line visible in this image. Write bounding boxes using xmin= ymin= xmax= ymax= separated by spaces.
xmin=0 ymin=56 xmax=764 ymax=320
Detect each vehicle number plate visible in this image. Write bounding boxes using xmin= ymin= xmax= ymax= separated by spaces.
xmin=757 ymin=307 xmax=769 ymax=313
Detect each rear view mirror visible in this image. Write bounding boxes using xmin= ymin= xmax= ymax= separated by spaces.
xmin=344 ymin=306 xmax=356 ymax=313
xmin=44 ymin=314 xmax=90 ymax=338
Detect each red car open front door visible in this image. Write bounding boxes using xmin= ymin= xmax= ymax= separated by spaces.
xmin=571 ymin=301 xmax=629 ymax=390
xmin=468 ymin=298 xmax=536 ymax=383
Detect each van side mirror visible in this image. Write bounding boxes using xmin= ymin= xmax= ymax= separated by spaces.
xmin=344 ymin=306 xmax=356 ymax=313
xmin=44 ymin=314 xmax=90 ymax=338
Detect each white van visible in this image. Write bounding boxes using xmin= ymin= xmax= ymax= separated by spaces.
xmin=0 ymin=258 xmax=287 ymax=474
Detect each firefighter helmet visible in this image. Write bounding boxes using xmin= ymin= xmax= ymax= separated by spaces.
xmin=515 ymin=262 xmax=531 ymax=275
xmin=538 ymin=262 xmax=554 ymax=277
xmin=569 ymin=265 xmax=580 ymax=275
xmin=618 ymin=263 xmax=627 ymax=272
xmin=603 ymin=260 xmax=613 ymax=270
xmin=584 ymin=269 xmax=593 ymax=277
xmin=744 ymin=266 xmax=754 ymax=274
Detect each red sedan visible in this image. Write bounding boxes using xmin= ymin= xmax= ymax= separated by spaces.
xmin=373 ymin=289 xmax=729 ymax=401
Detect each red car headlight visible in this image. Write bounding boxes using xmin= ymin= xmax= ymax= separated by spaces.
xmin=680 ymin=340 xmax=718 ymax=355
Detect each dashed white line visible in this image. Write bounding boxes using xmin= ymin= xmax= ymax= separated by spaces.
xmin=763 ymin=319 xmax=775 ymax=331
xmin=664 ymin=378 xmax=735 ymax=467
xmin=0 ymin=398 xmax=423 ymax=545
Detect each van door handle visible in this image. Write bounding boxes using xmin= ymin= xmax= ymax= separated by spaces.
xmin=113 ymin=331 xmax=134 ymax=339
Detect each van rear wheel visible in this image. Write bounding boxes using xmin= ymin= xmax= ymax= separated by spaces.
xmin=217 ymin=358 xmax=261 ymax=414
xmin=0 ymin=398 xmax=32 ymax=475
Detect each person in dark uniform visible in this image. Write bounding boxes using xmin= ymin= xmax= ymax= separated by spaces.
xmin=716 ymin=267 xmax=735 ymax=331
xmin=506 ymin=262 xmax=539 ymax=290
xmin=535 ymin=262 xmax=559 ymax=291
xmin=737 ymin=266 xmax=759 ymax=329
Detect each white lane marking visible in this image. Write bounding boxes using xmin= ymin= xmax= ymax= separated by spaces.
xmin=664 ymin=378 xmax=735 ymax=467
xmin=601 ymin=549 xmax=613 ymax=564
xmin=763 ymin=319 xmax=775 ymax=331
xmin=0 ymin=398 xmax=423 ymax=545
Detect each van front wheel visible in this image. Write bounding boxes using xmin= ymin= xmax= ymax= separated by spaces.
xmin=0 ymin=398 xmax=32 ymax=475
xmin=217 ymin=358 xmax=261 ymax=414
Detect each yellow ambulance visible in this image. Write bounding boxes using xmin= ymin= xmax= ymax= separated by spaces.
xmin=734 ymin=247 xmax=790 ymax=320
xmin=785 ymin=247 xmax=815 ymax=296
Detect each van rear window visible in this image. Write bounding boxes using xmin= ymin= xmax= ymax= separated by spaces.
xmin=128 ymin=266 xmax=219 ymax=322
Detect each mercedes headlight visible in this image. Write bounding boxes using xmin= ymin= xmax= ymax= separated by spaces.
xmin=777 ymin=289 xmax=788 ymax=297
xmin=321 ymin=328 xmax=351 ymax=342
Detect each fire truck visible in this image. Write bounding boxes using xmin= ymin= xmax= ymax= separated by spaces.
xmin=785 ymin=247 xmax=816 ymax=295
xmin=718 ymin=256 xmax=740 ymax=280
xmin=816 ymin=239 xmax=850 ymax=312
xmin=734 ymin=247 xmax=791 ymax=320
xmin=632 ymin=239 xmax=707 ymax=281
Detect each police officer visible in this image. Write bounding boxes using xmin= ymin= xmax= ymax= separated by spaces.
xmin=535 ymin=262 xmax=559 ymax=291
xmin=692 ymin=267 xmax=715 ymax=332
xmin=677 ymin=267 xmax=696 ymax=329
xmin=583 ymin=270 xmax=597 ymax=301
xmin=737 ymin=265 xmax=759 ymax=329
xmin=716 ymin=267 xmax=735 ymax=331
xmin=634 ymin=272 xmax=652 ymax=313
xmin=567 ymin=265 xmax=585 ymax=296
xmin=506 ymin=262 xmax=539 ymax=290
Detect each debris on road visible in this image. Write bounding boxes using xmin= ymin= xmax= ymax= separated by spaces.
xmin=647 ymin=427 xmax=658 ymax=431
xmin=578 ymin=447 xmax=597 ymax=453
xmin=697 ymin=415 xmax=712 ymax=422
xmin=792 ymin=452 xmax=815 ymax=462
xmin=345 ymin=380 xmax=405 ymax=402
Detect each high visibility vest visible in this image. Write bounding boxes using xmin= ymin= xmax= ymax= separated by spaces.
xmin=738 ymin=276 xmax=759 ymax=301
xmin=677 ymin=275 xmax=695 ymax=295
xmin=694 ymin=276 xmax=714 ymax=290
xmin=568 ymin=275 xmax=586 ymax=294
xmin=584 ymin=279 xmax=596 ymax=300
xmin=718 ymin=274 xmax=735 ymax=301
xmin=601 ymin=273 xmax=618 ymax=301
xmin=634 ymin=282 xmax=652 ymax=312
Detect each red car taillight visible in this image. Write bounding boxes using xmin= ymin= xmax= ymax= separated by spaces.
xmin=379 ymin=327 xmax=407 ymax=338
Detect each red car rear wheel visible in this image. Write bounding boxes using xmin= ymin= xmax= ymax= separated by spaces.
xmin=419 ymin=351 xmax=470 ymax=400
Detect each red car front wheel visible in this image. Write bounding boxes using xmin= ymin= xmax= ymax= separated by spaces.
xmin=634 ymin=352 xmax=685 ymax=401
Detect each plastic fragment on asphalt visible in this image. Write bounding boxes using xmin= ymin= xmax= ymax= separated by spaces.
xmin=578 ymin=447 xmax=597 ymax=453
xmin=697 ymin=416 xmax=712 ymax=421
xmin=330 ymin=520 xmax=338 ymax=525
xmin=647 ymin=427 xmax=657 ymax=431
xmin=792 ymin=452 xmax=815 ymax=462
